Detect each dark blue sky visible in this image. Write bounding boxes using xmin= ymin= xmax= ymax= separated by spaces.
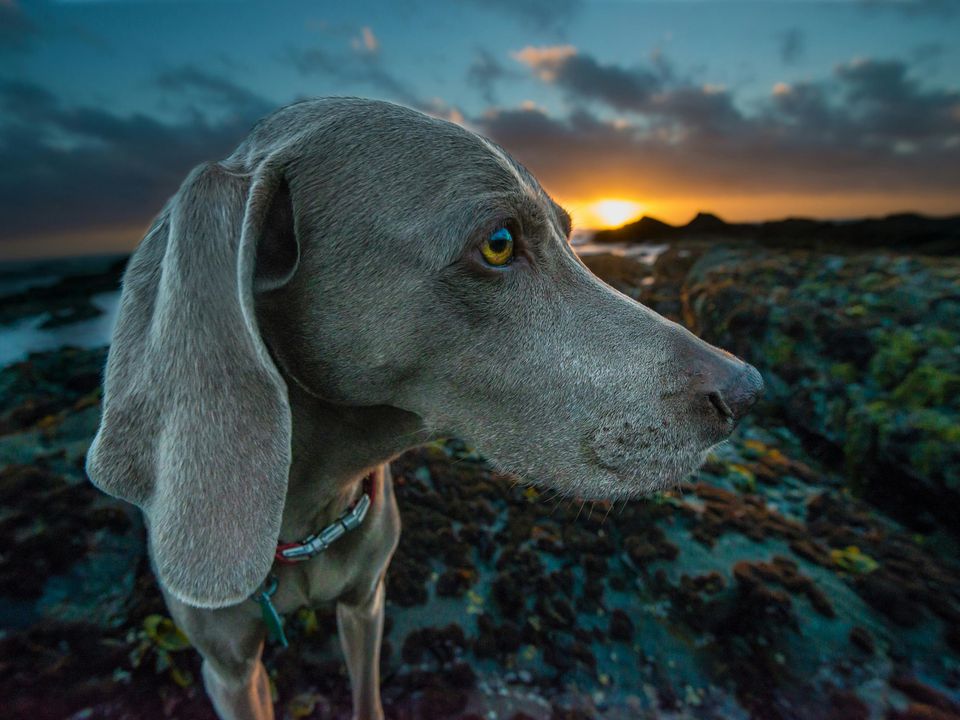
xmin=2 ymin=0 xmax=959 ymax=258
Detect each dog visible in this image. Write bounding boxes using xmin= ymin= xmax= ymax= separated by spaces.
xmin=86 ymin=97 xmax=762 ymax=720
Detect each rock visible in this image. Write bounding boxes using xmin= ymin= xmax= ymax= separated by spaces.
xmin=5 ymin=250 xmax=960 ymax=719
xmin=609 ymin=609 xmax=634 ymax=642
xmin=680 ymin=246 xmax=960 ymax=534
xmin=543 ymin=642 xmax=575 ymax=672
xmin=890 ymin=675 xmax=960 ymax=717
xmin=690 ymin=482 xmax=805 ymax=546
xmin=580 ymin=253 xmax=653 ymax=296
xmin=419 ymin=682 xmax=468 ymax=717
xmin=946 ymin=624 xmax=960 ymax=655
xmin=623 ymin=526 xmax=679 ymax=564
xmin=0 ymin=348 xmax=106 ymax=437
xmin=853 ymin=572 xmax=920 ymax=628
xmin=0 ymin=257 xmax=125 ymax=328
xmin=401 ymin=624 xmax=467 ymax=665
xmin=888 ymin=704 xmax=960 ymax=720
xmin=732 ymin=561 xmax=795 ymax=627
xmin=848 ymin=626 xmax=875 ymax=654
xmin=435 ymin=567 xmax=475 ymax=597
xmin=828 ymin=689 xmax=870 ymax=720
xmin=803 ymin=582 xmax=836 ymax=618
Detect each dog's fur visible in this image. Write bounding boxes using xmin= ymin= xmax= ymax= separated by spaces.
xmin=86 ymin=97 xmax=761 ymax=720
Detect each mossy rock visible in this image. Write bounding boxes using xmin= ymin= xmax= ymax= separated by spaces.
xmin=891 ymin=364 xmax=960 ymax=408
xmin=869 ymin=329 xmax=923 ymax=389
xmin=764 ymin=332 xmax=797 ymax=366
xmin=829 ymin=362 xmax=859 ymax=384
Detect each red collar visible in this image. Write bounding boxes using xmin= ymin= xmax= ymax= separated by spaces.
xmin=274 ymin=473 xmax=377 ymax=564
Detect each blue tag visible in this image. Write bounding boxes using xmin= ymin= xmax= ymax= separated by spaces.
xmin=255 ymin=576 xmax=288 ymax=648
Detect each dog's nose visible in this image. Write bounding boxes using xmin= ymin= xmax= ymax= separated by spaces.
xmin=673 ymin=330 xmax=764 ymax=428
xmin=705 ymin=364 xmax=764 ymax=423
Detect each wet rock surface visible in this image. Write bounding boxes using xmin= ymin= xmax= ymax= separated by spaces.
xmin=1 ymin=245 xmax=959 ymax=719
xmin=681 ymin=247 xmax=960 ymax=534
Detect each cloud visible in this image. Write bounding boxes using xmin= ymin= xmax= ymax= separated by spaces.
xmin=476 ymin=52 xmax=960 ymax=200
xmin=650 ymin=84 xmax=743 ymax=139
xmin=286 ymin=45 xmax=341 ymax=76
xmin=778 ymin=28 xmax=805 ymax=65
xmin=512 ymin=45 xmax=577 ymax=77
xmin=467 ymin=48 xmax=513 ymax=105
xmin=912 ymin=42 xmax=944 ymax=66
xmin=773 ymin=57 xmax=960 ymax=143
xmin=513 ymin=45 xmax=665 ymax=113
xmin=0 ymin=77 xmax=57 ymax=119
xmin=0 ymin=1 xmax=39 ymax=54
xmin=0 ymin=73 xmax=269 ymax=244
xmin=461 ymin=0 xmax=582 ymax=33
xmin=857 ymin=0 xmax=958 ymax=16
xmin=155 ymin=66 xmax=274 ymax=119
xmin=351 ymin=26 xmax=379 ymax=55
xmin=515 ymin=45 xmax=960 ymax=147
xmin=287 ymin=37 xmax=423 ymax=108
xmin=512 ymin=46 xmax=739 ymax=139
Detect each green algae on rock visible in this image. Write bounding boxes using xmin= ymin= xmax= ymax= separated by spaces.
xmin=682 ymin=247 xmax=960 ymax=533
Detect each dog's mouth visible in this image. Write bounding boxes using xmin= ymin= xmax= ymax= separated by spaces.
xmin=577 ymin=425 xmax=714 ymax=500
xmin=595 ymin=452 xmax=707 ymax=500
xmin=516 ymin=445 xmax=710 ymax=504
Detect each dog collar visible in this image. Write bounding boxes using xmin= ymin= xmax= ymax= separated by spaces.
xmin=274 ymin=473 xmax=377 ymax=564
xmin=253 ymin=473 xmax=377 ymax=647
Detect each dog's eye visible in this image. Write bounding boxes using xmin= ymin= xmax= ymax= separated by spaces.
xmin=481 ymin=227 xmax=514 ymax=267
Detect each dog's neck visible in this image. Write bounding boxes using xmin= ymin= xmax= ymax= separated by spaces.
xmin=278 ymin=373 xmax=428 ymax=540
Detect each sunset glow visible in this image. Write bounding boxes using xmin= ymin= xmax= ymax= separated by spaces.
xmin=567 ymin=199 xmax=646 ymax=230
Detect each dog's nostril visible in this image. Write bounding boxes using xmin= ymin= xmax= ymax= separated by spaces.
xmin=707 ymin=390 xmax=734 ymax=422
xmin=711 ymin=364 xmax=764 ymax=424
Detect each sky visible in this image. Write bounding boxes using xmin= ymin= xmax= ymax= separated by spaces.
xmin=1 ymin=0 xmax=959 ymax=259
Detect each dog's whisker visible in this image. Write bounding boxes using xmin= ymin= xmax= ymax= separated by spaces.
xmin=575 ymin=499 xmax=587 ymax=523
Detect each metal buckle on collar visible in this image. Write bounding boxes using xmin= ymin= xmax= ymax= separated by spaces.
xmin=275 ymin=492 xmax=371 ymax=563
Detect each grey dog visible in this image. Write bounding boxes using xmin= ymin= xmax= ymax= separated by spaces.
xmin=86 ymin=97 xmax=762 ymax=720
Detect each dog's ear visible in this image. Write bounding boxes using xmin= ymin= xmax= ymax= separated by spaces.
xmin=86 ymin=159 xmax=299 ymax=609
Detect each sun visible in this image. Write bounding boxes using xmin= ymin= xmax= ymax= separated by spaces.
xmin=591 ymin=199 xmax=645 ymax=228
xmin=560 ymin=197 xmax=648 ymax=231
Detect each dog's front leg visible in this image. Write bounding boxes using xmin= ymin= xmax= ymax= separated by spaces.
xmin=337 ymin=576 xmax=386 ymax=720
xmin=164 ymin=592 xmax=274 ymax=720
xmin=200 ymin=643 xmax=274 ymax=720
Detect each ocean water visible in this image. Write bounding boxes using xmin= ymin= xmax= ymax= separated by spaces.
xmin=573 ymin=241 xmax=670 ymax=264
xmin=0 ymin=290 xmax=121 ymax=366
xmin=0 ymin=254 xmax=125 ymax=364
xmin=0 ymin=255 xmax=124 ymax=296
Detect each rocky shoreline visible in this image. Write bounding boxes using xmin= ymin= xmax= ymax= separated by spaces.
xmin=2 ymin=238 xmax=958 ymax=719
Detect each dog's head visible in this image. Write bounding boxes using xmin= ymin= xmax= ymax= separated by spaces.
xmin=87 ymin=98 xmax=761 ymax=608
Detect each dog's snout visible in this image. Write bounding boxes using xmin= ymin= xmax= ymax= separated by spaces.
xmin=706 ymin=364 xmax=764 ymax=423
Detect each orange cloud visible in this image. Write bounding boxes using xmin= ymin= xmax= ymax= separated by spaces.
xmin=351 ymin=26 xmax=379 ymax=54
xmin=511 ymin=45 xmax=577 ymax=82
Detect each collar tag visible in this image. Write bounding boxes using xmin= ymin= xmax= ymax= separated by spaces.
xmin=254 ymin=576 xmax=288 ymax=647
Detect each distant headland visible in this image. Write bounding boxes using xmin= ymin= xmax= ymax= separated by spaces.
xmin=591 ymin=212 xmax=960 ymax=255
